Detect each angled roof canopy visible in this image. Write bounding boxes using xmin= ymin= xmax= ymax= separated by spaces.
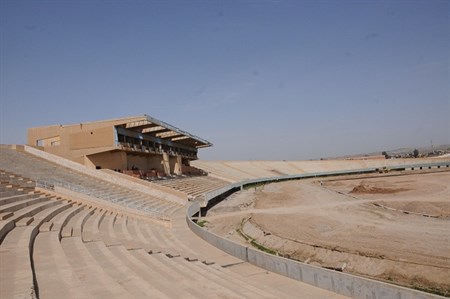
xmin=33 ymin=114 xmax=213 ymax=149
xmin=117 ymin=115 xmax=212 ymax=149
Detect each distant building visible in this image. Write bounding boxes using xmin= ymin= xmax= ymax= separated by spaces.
xmin=345 ymin=155 xmax=386 ymax=161
xmin=27 ymin=115 xmax=212 ymax=175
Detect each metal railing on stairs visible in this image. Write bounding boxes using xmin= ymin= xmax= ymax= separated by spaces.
xmin=35 ymin=178 xmax=170 ymax=221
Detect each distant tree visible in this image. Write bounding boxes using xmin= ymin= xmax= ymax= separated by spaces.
xmin=413 ymin=149 xmax=419 ymax=158
xmin=382 ymin=151 xmax=390 ymax=159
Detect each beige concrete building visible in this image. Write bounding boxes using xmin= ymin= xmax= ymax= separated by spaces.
xmin=27 ymin=115 xmax=212 ymax=175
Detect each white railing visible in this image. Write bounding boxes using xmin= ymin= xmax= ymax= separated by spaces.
xmin=35 ymin=178 xmax=169 ymax=221
xmin=35 ymin=180 xmax=55 ymax=191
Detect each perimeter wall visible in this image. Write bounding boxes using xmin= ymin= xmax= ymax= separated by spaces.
xmin=187 ymin=162 xmax=450 ymax=299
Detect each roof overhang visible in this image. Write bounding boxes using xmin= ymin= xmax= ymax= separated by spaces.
xmin=118 ymin=115 xmax=212 ymax=149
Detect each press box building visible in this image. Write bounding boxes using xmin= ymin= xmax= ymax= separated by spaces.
xmin=27 ymin=115 xmax=212 ymax=176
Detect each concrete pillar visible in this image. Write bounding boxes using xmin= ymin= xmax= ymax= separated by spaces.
xmin=162 ymin=151 xmax=171 ymax=175
xmin=174 ymin=155 xmax=182 ymax=175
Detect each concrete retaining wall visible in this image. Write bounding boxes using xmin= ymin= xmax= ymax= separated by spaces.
xmin=246 ymin=247 xmax=437 ymax=299
xmin=187 ymin=205 xmax=442 ymax=299
xmin=187 ymin=201 xmax=201 ymax=218
xmin=187 ymin=213 xmax=248 ymax=261
xmin=187 ymin=164 xmax=449 ymax=299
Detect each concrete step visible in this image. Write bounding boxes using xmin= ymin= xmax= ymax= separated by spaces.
xmin=98 ymin=213 xmax=121 ymax=247
xmin=34 ymin=231 xmax=91 ymax=299
xmin=204 ymin=260 xmax=279 ymax=299
xmin=60 ymin=236 xmax=131 ymax=298
xmin=0 ymin=226 xmax=37 ymax=298
xmin=0 ymin=190 xmax=26 ymax=198
xmin=85 ymin=240 xmax=170 ymax=298
xmin=39 ymin=221 xmax=54 ymax=232
xmin=138 ymin=220 xmax=180 ymax=256
xmin=110 ymin=245 xmax=199 ymax=298
xmin=180 ymin=257 xmax=263 ymax=298
xmin=103 ymin=214 xmax=134 ymax=248
xmin=0 ymin=193 xmax=42 ymax=206
xmin=62 ymin=206 xmax=95 ymax=238
xmin=152 ymin=252 xmax=245 ymax=298
xmin=16 ymin=216 xmax=34 ymax=226
xmin=147 ymin=225 xmax=195 ymax=259
xmin=171 ymin=209 xmax=243 ymax=265
xmin=126 ymin=218 xmax=157 ymax=252
xmin=0 ymin=212 xmax=13 ymax=220
xmin=114 ymin=216 xmax=145 ymax=250
xmin=0 ymin=199 xmax=70 ymax=298
xmin=29 ymin=201 xmax=70 ymax=227
xmin=129 ymin=249 xmax=213 ymax=298
xmin=0 ymin=195 xmax=48 ymax=214
xmin=0 ymin=200 xmax=61 ymax=241
xmin=82 ymin=209 xmax=107 ymax=242
xmin=48 ymin=204 xmax=85 ymax=235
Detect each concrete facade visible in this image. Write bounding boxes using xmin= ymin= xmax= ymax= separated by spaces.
xmin=27 ymin=115 xmax=211 ymax=175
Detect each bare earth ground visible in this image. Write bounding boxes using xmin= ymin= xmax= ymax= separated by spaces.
xmin=203 ymin=170 xmax=450 ymax=296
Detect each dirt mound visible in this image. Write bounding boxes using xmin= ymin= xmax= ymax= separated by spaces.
xmin=350 ymin=181 xmax=409 ymax=194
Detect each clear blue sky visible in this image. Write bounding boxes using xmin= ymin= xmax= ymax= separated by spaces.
xmin=1 ymin=0 xmax=449 ymax=160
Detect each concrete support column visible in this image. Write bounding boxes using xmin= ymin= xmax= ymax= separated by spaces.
xmin=174 ymin=155 xmax=182 ymax=175
xmin=162 ymin=151 xmax=171 ymax=175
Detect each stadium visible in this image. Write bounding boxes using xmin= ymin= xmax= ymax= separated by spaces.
xmin=0 ymin=115 xmax=449 ymax=299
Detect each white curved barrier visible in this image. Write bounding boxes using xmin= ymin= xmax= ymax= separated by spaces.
xmin=187 ymin=163 xmax=449 ymax=299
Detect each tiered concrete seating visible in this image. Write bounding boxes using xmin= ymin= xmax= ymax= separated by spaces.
xmin=193 ymin=159 xmax=449 ymax=182
xmin=0 ymin=170 xmax=344 ymax=298
xmin=0 ymin=177 xmax=72 ymax=298
xmin=61 ymin=208 xmax=335 ymax=298
xmin=193 ymin=160 xmax=345 ymax=182
xmin=0 ymin=145 xmax=353 ymax=298
xmin=151 ymin=176 xmax=230 ymax=200
xmin=1 ymin=170 xmax=36 ymax=188
xmin=0 ymin=192 xmax=60 ymax=241
xmin=0 ymin=147 xmax=181 ymax=220
xmin=224 ymin=162 xmax=281 ymax=178
xmin=252 ymin=161 xmax=304 ymax=176
xmin=192 ymin=161 xmax=254 ymax=182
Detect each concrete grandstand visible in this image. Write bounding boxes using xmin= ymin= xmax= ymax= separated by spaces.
xmin=1 ymin=116 xmax=449 ymax=298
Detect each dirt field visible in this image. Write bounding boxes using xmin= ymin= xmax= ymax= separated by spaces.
xmin=203 ymin=170 xmax=450 ymax=296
